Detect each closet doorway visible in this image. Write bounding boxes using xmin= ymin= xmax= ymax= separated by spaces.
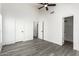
xmin=63 ymin=16 xmax=73 ymax=48
xmin=33 ymin=21 xmax=44 ymax=40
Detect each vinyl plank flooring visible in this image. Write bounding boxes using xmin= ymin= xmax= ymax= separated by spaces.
xmin=0 ymin=39 xmax=79 ymax=56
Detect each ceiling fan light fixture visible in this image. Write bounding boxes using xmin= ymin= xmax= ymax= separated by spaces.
xmin=44 ymin=5 xmax=47 ymax=7
xmin=38 ymin=3 xmax=56 ymax=12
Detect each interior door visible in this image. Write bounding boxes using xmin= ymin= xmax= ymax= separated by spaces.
xmin=0 ymin=14 xmax=2 ymax=52
xmin=64 ymin=16 xmax=73 ymax=42
xmin=38 ymin=21 xmax=44 ymax=39
xmin=16 ymin=20 xmax=25 ymax=42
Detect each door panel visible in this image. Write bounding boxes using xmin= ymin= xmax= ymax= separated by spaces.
xmin=38 ymin=21 xmax=44 ymax=39
xmin=16 ymin=20 xmax=24 ymax=42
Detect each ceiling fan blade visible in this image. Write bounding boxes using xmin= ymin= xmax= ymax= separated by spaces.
xmin=48 ymin=4 xmax=56 ymax=6
xmin=39 ymin=3 xmax=45 ymax=5
xmin=38 ymin=6 xmax=44 ymax=9
xmin=46 ymin=7 xmax=48 ymax=11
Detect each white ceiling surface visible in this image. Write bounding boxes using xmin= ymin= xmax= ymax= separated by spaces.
xmin=1 ymin=3 xmax=56 ymax=14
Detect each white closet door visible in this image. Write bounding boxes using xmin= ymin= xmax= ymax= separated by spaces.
xmin=38 ymin=21 xmax=44 ymax=39
xmin=0 ymin=14 xmax=2 ymax=52
xmin=16 ymin=19 xmax=25 ymax=42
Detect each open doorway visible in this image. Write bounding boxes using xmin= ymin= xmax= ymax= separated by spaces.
xmin=33 ymin=21 xmax=38 ymax=39
xmin=33 ymin=21 xmax=44 ymax=40
xmin=63 ymin=16 xmax=73 ymax=48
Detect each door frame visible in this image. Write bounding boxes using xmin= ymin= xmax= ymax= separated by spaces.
xmin=0 ymin=14 xmax=2 ymax=52
xmin=62 ymin=15 xmax=74 ymax=46
xmin=42 ymin=21 xmax=44 ymax=40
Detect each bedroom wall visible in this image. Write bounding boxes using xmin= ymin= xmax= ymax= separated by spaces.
xmin=2 ymin=3 xmax=39 ymax=45
xmin=40 ymin=3 xmax=79 ymax=51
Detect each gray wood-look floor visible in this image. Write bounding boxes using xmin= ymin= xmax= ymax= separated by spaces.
xmin=0 ymin=39 xmax=79 ymax=56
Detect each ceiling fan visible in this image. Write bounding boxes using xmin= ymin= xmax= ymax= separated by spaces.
xmin=38 ymin=3 xmax=56 ymax=11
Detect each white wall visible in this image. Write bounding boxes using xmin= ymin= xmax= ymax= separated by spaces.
xmin=15 ymin=4 xmax=39 ymax=42
xmin=0 ymin=3 xmax=2 ymax=51
xmin=2 ymin=4 xmax=16 ymax=45
xmin=39 ymin=3 xmax=79 ymax=51
xmin=2 ymin=3 xmax=39 ymax=45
